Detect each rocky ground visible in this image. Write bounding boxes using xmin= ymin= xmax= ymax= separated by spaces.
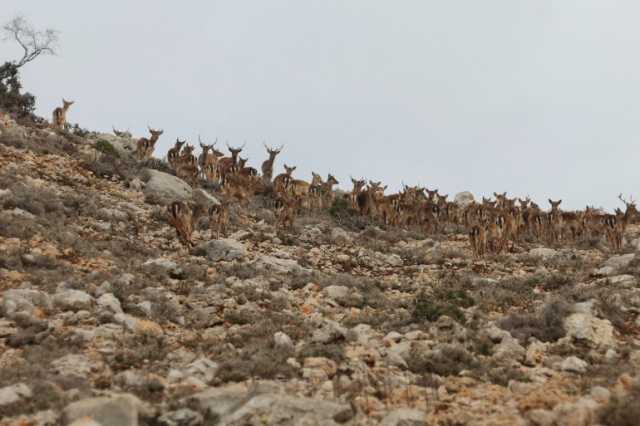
xmin=0 ymin=118 xmax=639 ymax=426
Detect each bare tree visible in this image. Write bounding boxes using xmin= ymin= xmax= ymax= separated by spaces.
xmin=2 ymin=16 xmax=59 ymax=69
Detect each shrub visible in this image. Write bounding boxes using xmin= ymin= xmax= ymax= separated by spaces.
xmin=95 ymin=139 xmax=119 ymax=158
xmin=407 ymin=344 xmax=478 ymax=377
xmin=599 ymin=383 xmax=640 ymax=426
xmin=0 ymin=62 xmax=35 ymax=119
xmin=498 ymin=301 xmax=570 ymax=344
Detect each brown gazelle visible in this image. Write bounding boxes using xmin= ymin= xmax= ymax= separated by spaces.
xmin=209 ymin=203 xmax=229 ymax=239
xmin=320 ymin=174 xmax=339 ymax=208
xmin=136 ymin=127 xmax=164 ymax=160
xmin=167 ymin=201 xmax=194 ymax=247
xmin=168 ymin=138 xmax=186 ymax=170
xmin=218 ymin=143 xmax=245 ymax=186
xmin=274 ymin=195 xmax=297 ymax=229
xmin=176 ymin=144 xmax=199 ymax=186
xmin=52 ymin=99 xmax=74 ymax=129
xmin=273 ymin=164 xmax=296 ymax=194
xmin=261 ymin=143 xmax=283 ymax=183
xmin=469 ymin=224 xmax=487 ymax=258
xmin=350 ymin=177 xmax=366 ymax=210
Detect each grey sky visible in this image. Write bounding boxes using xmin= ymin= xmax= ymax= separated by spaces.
xmin=4 ymin=1 xmax=640 ymax=210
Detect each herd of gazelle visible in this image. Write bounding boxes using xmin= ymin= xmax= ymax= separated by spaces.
xmin=51 ymin=101 xmax=638 ymax=255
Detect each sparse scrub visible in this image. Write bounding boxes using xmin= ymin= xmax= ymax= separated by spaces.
xmin=407 ymin=344 xmax=478 ymax=377
xmin=498 ymin=301 xmax=570 ymax=344
xmin=599 ymin=383 xmax=640 ymax=426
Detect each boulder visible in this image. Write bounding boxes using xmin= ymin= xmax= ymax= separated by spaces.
xmin=0 ymin=383 xmax=32 ymax=406
xmin=564 ymin=313 xmax=615 ymax=347
xmin=142 ymin=169 xmax=192 ymax=205
xmin=193 ymin=239 xmax=246 ymax=262
xmin=529 ymin=247 xmax=558 ymax=260
xmin=192 ymin=188 xmax=220 ymax=208
xmin=454 ymin=191 xmax=475 ymax=208
xmin=54 ymin=289 xmax=94 ymax=312
xmin=62 ymin=394 xmax=149 ymax=426
xmin=560 ymin=356 xmax=588 ymax=374
xmin=381 ymin=408 xmax=426 ymax=426
xmin=91 ymin=133 xmax=137 ymax=158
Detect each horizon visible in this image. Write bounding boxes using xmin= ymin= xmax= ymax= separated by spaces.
xmin=4 ymin=1 xmax=640 ymax=211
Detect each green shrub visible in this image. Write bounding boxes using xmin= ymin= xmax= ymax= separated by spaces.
xmin=95 ymin=139 xmax=119 ymax=158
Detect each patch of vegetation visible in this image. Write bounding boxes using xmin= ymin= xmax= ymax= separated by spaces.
xmin=407 ymin=344 xmax=478 ymax=377
xmin=412 ymin=277 xmax=474 ymax=323
xmin=95 ymin=139 xmax=119 ymax=158
xmin=599 ymin=383 xmax=640 ymax=426
xmin=498 ymin=301 xmax=570 ymax=344
xmin=0 ymin=62 xmax=35 ymax=119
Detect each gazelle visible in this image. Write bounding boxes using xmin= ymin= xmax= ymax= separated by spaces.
xmin=319 ymin=174 xmax=339 ymax=208
xmin=167 ymin=201 xmax=194 ymax=247
xmin=209 ymin=203 xmax=230 ymax=239
xmin=52 ymin=99 xmax=74 ymax=129
xmin=176 ymin=144 xmax=199 ymax=186
xmin=274 ymin=195 xmax=297 ymax=229
xmin=350 ymin=177 xmax=366 ymax=210
xmin=261 ymin=143 xmax=283 ymax=183
xmin=273 ymin=164 xmax=296 ymax=194
xmin=217 ymin=143 xmax=245 ymax=186
xmin=168 ymin=138 xmax=186 ymax=170
xmin=469 ymin=224 xmax=487 ymax=258
xmin=136 ymin=126 xmax=164 ymax=161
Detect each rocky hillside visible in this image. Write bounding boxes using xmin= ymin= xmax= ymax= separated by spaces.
xmin=0 ymin=117 xmax=639 ymax=426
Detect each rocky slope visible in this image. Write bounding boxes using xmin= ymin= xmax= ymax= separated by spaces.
xmin=0 ymin=118 xmax=639 ymax=426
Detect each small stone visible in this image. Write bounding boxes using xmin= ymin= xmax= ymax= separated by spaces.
xmin=560 ymin=356 xmax=588 ymax=374
xmin=274 ymin=331 xmax=294 ymax=350
xmin=0 ymin=383 xmax=32 ymax=406
xmin=54 ymin=289 xmax=94 ymax=312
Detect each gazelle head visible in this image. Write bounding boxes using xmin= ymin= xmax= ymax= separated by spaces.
xmin=426 ymin=188 xmax=439 ymax=201
xmin=350 ymin=177 xmax=366 ymax=193
xmin=147 ymin=126 xmax=164 ymax=139
xmin=238 ymin=157 xmax=248 ymax=168
xmin=327 ymin=174 xmax=339 ymax=185
xmin=182 ymin=144 xmax=195 ymax=156
xmin=62 ymin=99 xmax=74 ymax=109
xmin=284 ymin=164 xmax=296 ymax=176
xmin=226 ymin=142 xmax=245 ymax=160
xmin=619 ymin=194 xmax=638 ymax=219
xmin=175 ymin=138 xmax=187 ymax=150
xmin=264 ymin=143 xmax=284 ymax=159
xmin=311 ymin=172 xmax=323 ymax=186
xmin=548 ymin=199 xmax=562 ymax=211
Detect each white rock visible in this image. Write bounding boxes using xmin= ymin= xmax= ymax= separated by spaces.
xmin=323 ymin=285 xmax=349 ymax=300
xmin=564 ymin=313 xmax=615 ymax=347
xmin=97 ymin=293 xmax=123 ymax=314
xmin=54 ymin=289 xmax=94 ymax=312
xmin=529 ymin=247 xmax=558 ymax=260
xmin=274 ymin=331 xmax=294 ymax=351
xmin=560 ymin=356 xmax=588 ymax=374
xmin=143 ymin=169 xmax=192 ymax=205
xmin=0 ymin=383 xmax=32 ymax=406
xmin=454 ymin=191 xmax=475 ymax=208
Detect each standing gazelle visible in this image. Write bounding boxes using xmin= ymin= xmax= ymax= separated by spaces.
xmin=261 ymin=143 xmax=283 ymax=183
xmin=168 ymin=138 xmax=186 ymax=170
xmin=136 ymin=127 xmax=164 ymax=161
xmin=167 ymin=201 xmax=194 ymax=247
xmin=52 ymin=99 xmax=74 ymax=129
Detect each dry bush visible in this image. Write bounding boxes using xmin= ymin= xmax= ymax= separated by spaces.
xmin=412 ymin=275 xmax=474 ymax=323
xmin=407 ymin=344 xmax=478 ymax=377
xmin=477 ymin=275 xmax=542 ymax=313
xmin=498 ymin=301 xmax=570 ymax=344
xmin=599 ymin=382 xmax=640 ymax=426
xmin=2 ymin=182 xmax=63 ymax=216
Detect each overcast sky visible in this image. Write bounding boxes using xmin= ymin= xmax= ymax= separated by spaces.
xmin=3 ymin=1 xmax=640 ymax=210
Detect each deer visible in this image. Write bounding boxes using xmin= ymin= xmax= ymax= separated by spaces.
xmin=167 ymin=201 xmax=195 ymax=247
xmin=274 ymin=194 xmax=297 ymax=229
xmin=469 ymin=224 xmax=487 ymax=258
xmin=319 ymin=174 xmax=339 ymax=209
xmin=261 ymin=143 xmax=283 ymax=183
xmin=217 ymin=143 xmax=245 ymax=186
xmin=209 ymin=203 xmax=230 ymax=239
xmin=603 ymin=194 xmax=638 ymax=251
xmin=176 ymin=144 xmax=199 ymax=186
xmin=168 ymin=138 xmax=186 ymax=170
xmin=238 ymin=157 xmax=258 ymax=177
xmin=546 ymin=199 xmax=563 ymax=244
xmin=136 ymin=126 xmax=164 ymax=161
xmin=51 ymin=99 xmax=74 ymax=129
xmin=273 ymin=164 xmax=296 ymax=194
xmin=112 ymin=126 xmax=132 ymax=138
xmin=350 ymin=177 xmax=366 ymax=210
